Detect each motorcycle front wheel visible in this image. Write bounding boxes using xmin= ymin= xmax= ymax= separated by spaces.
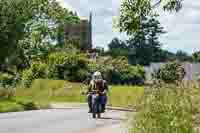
xmin=92 ymin=113 xmax=96 ymax=118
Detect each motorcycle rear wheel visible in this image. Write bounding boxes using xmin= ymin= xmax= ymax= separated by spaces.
xmin=97 ymin=113 xmax=101 ymax=118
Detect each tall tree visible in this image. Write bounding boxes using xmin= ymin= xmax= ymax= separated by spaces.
xmin=0 ymin=0 xmax=79 ymax=70
xmin=175 ymin=50 xmax=192 ymax=62
xmin=107 ymin=38 xmax=129 ymax=58
xmin=127 ymin=15 xmax=165 ymax=65
xmin=119 ymin=0 xmax=183 ymax=35
xmin=108 ymin=38 xmax=127 ymax=49
xmin=152 ymin=49 xmax=176 ymax=62
xmin=0 ymin=0 xmax=33 ymax=64
xmin=46 ymin=1 xmax=79 ymax=46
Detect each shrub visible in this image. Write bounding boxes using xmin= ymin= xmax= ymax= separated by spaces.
xmin=47 ymin=52 xmax=89 ymax=82
xmin=22 ymin=62 xmax=48 ymax=87
xmin=119 ymin=65 xmax=145 ymax=85
xmin=153 ymin=61 xmax=185 ymax=83
xmin=130 ymin=85 xmax=196 ymax=133
xmin=88 ymin=57 xmax=145 ymax=85
xmin=0 ymin=72 xmax=20 ymax=87
xmin=0 ymin=73 xmax=17 ymax=99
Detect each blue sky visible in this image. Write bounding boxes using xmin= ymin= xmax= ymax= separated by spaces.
xmin=57 ymin=0 xmax=200 ymax=54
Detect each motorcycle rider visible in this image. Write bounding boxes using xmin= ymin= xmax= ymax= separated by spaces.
xmin=87 ymin=71 xmax=108 ymax=113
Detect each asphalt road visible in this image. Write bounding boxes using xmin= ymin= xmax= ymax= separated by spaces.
xmin=0 ymin=108 xmax=127 ymax=133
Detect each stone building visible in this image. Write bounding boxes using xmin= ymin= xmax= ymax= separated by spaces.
xmin=64 ymin=12 xmax=92 ymax=50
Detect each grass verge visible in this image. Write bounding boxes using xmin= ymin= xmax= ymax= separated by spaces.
xmin=0 ymin=79 xmax=144 ymax=113
xmin=108 ymin=85 xmax=144 ymax=108
xmin=129 ymin=84 xmax=200 ymax=133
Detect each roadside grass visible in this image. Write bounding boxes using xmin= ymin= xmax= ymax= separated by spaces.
xmin=0 ymin=79 xmax=144 ymax=113
xmin=188 ymin=88 xmax=200 ymax=127
xmin=108 ymin=85 xmax=144 ymax=108
xmin=128 ymin=83 xmax=200 ymax=133
xmin=0 ymin=96 xmax=45 ymax=113
xmin=16 ymin=79 xmax=86 ymax=103
xmin=0 ymin=99 xmax=24 ymax=113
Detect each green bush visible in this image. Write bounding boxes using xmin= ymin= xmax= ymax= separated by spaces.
xmin=0 ymin=73 xmax=17 ymax=98
xmin=20 ymin=53 xmax=145 ymax=85
xmin=154 ymin=61 xmax=185 ymax=83
xmin=47 ymin=52 xmax=89 ymax=82
xmin=0 ymin=72 xmax=19 ymax=87
xmin=130 ymin=85 xmax=195 ymax=133
xmin=119 ymin=64 xmax=145 ymax=85
xmin=22 ymin=62 xmax=48 ymax=87
xmin=88 ymin=57 xmax=145 ymax=85
xmin=0 ymin=73 xmax=17 ymax=99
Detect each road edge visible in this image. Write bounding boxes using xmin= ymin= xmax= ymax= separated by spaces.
xmin=50 ymin=103 xmax=135 ymax=112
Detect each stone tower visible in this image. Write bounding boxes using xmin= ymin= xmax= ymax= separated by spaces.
xmin=64 ymin=12 xmax=93 ymax=50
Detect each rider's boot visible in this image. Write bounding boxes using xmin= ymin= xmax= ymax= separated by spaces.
xmin=101 ymin=104 xmax=106 ymax=113
xmin=88 ymin=103 xmax=92 ymax=113
xmin=88 ymin=94 xmax=92 ymax=113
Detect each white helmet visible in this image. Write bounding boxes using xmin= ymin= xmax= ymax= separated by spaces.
xmin=92 ymin=71 xmax=102 ymax=80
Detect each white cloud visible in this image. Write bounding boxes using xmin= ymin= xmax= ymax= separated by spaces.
xmin=158 ymin=0 xmax=200 ymax=53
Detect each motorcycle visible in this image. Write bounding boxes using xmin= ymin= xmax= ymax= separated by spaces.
xmin=80 ymin=86 xmax=106 ymax=119
xmin=90 ymin=90 xmax=104 ymax=118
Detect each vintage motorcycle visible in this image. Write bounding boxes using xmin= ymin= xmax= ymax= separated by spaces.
xmin=81 ymin=85 xmax=106 ymax=119
xmin=91 ymin=90 xmax=103 ymax=118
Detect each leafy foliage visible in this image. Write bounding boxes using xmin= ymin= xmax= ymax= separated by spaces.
xmin=192 ymin=51 xmax=200 ymax=62
xmin=0 ymin=73 xmax=18 ymax=87
xmin=89 ymin=57 xmax=145 ymax=85
xmin=47 ymin=52 xmax=89 ymax=82
xmin=119 ymin=0 xmax=151 ymax=35
xmin=107 ymin=37 xmax=193 ymax=65
xmin=152 ymin=49 xmax=177 ymax=62
xmin=0 ymin=0 xmax=47 ymax=63
xmin=119 ymin=0 xmax=183 ymax=34
xmin=127 ymin=15 xmax=165 ymax=65
xmin=106 ymin=38 xmax=129 ymax=58
xmin=153 ymin=61 xmax=185 ymax=83
xmin=175 ymin=50 xmax=193 ymax=62
xmin=107 ymin=15 xmax=165 ymax=65
xmin=0 ymin=0 xmax=79 ymax=70
xmin=22 ymin=62 xmax=48 ymax=87
xmin=0 ymin=0 xmax=80 ymax=89
xmin=17 ymin=50 xmax=146 ymax=86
